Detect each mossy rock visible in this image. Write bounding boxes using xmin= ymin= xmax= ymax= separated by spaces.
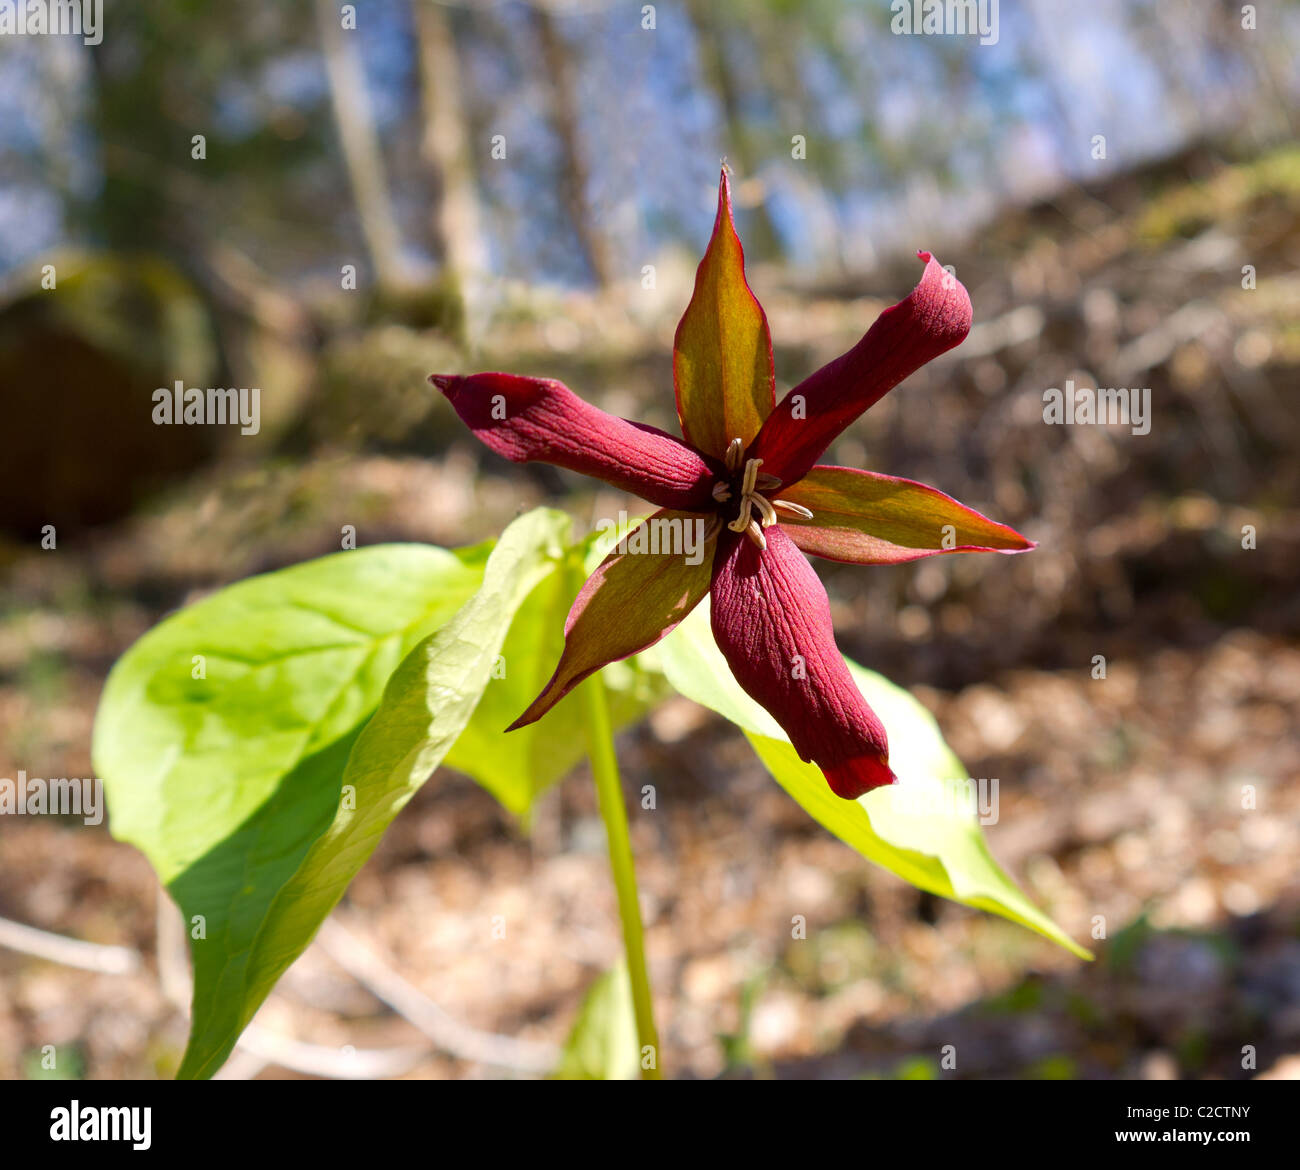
xmin=314 ymin=324 xmax=463 ymax=450
xmin=0 ymin=252 xmax=219 ymax=537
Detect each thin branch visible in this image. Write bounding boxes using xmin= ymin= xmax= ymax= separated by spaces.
xmin=315 ymin=917 xmax=559 ymax=1074
xmin=1 ymin=894 xmax=558 ymax=1079
xmin=232 ymin=1026 xmax=428 ymax=1079
xmin=0 ymin=915 xmax=140 ymax=975
xmin=155 ymin=888 xmax=429 ymax=1079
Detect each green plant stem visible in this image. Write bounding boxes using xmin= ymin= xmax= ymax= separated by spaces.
xmin=581 ymin=670 xmax=661 ymax=1080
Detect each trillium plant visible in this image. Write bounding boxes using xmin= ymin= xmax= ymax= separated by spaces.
xmin=94 ymin=169 xmax=1087 ymax=1082
xmin=436 ymin=170 xmax=1034 ymax=801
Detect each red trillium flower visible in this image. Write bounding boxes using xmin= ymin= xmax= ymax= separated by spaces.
xmin=432 ymin=169 xmax=1033 ymax=800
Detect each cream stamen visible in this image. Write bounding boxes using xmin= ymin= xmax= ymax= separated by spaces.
xmin=718 ymin=445 xmax=812 ymax=543
xmin=751 ymin=493 xmax=778 ymax=528
xmin=727 ymin=455 xmax=761 ymax=533
xmin=772 ymin=499 xmax=813 ymax=520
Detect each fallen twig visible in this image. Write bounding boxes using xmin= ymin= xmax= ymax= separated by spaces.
xmin=0 ymin=914 xmax=140 ymax=976
xmin=315 ymin=917 xmax=559 ymax=1074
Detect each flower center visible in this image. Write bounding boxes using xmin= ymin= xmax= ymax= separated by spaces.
xmin=709 ymin=438 xmax=814 ymax=550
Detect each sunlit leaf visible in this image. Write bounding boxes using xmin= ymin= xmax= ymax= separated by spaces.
xmin=168 ymin=508 xmax=570 ymax=1077
xmin=95 ymin=541 xmax=487 ymax=887
xmin=652 ymin=601 xmax=1091 ymax=959
xmin=552 ymin=962 xmax=639 ymax=1081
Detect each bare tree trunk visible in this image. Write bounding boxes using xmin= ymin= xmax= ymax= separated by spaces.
xmin=529 ymin=1 xmax=616 ymax=287
xmin=414 ymin=0 xmax=488 ymax=319
xmin=315 ymin=0 xmax=406 ymax=290
xmin=684 ymin=0 xmax=782 ymax=259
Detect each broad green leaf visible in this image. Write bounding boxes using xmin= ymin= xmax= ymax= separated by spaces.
xmin=653 ymin=601 xmax=1090 ymax=960
xmin=94 ymin=542 xmax=488 ymax=888
xmin=672 ymin=169 xmax=774 ymax=458
xmin=552 ymin=962 xmax=639 ymax=1081
xmin=94 ymin=544 xmax=488 ymax=1080
xmin=168 ymin=508 xmax=571 ymax=1078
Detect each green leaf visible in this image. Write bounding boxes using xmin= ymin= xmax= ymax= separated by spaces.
xmin=94 ymin=542 xmax=488 ymax=890
xmin=167 ymin=508 xmax=571 ymax=1078
xmin=672 ymin=169 xmax=774 ymax=458
xmin=94 ymin=543 xmax=487 ymax=1080
xmin=653 ymin=601 xmax=1091 ymax=960
xmin=552 ymin=962 xmax=639 ymax=1080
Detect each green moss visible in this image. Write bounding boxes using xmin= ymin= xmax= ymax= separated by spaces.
xmin=1137 ymin=145 xmax=1300 ymax=245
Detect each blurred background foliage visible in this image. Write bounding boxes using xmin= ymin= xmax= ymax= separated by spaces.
xmin=0 ymin=0 xmax=1298 ymax=1080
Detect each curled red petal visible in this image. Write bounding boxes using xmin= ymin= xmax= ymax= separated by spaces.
xmin=509 ymin=510 xmax=714 ymax=729
xmin=709 ymin=526 xmax=895 ymax=799
xmin=433 ymin=373 xmax=719 ymax=510
xmin=750 ymin=252 xmax=971 ymax=486
xmin=780 ymin=464 xmax=1035 ymax=565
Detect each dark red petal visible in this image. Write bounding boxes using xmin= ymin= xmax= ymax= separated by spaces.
xmin=750 ymin=252 xmax=971 ymax=486
xmin=433 ymin=373 xmax=719 ymax=510
xmin=709 ymin=526 xmax=895 ymax=799
xmin=780 ymin=464 xmax=1035 ymax=565
xmin=508 ymin=510 xmax=714 ymax=729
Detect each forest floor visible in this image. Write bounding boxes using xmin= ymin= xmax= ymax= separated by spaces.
xmin=1 ymin=144 xmax=1298 ymax=1079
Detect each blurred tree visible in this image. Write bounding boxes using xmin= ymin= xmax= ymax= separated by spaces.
xmin=414 ymin=0 xmax=486 ymax=334
xmin=316 ymin=0 xmax=408 ymax=291
xmin=528 ymin=0 xmax=616 ymax=287
xmin=684 ymin=0 xmax=783 ymax=259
